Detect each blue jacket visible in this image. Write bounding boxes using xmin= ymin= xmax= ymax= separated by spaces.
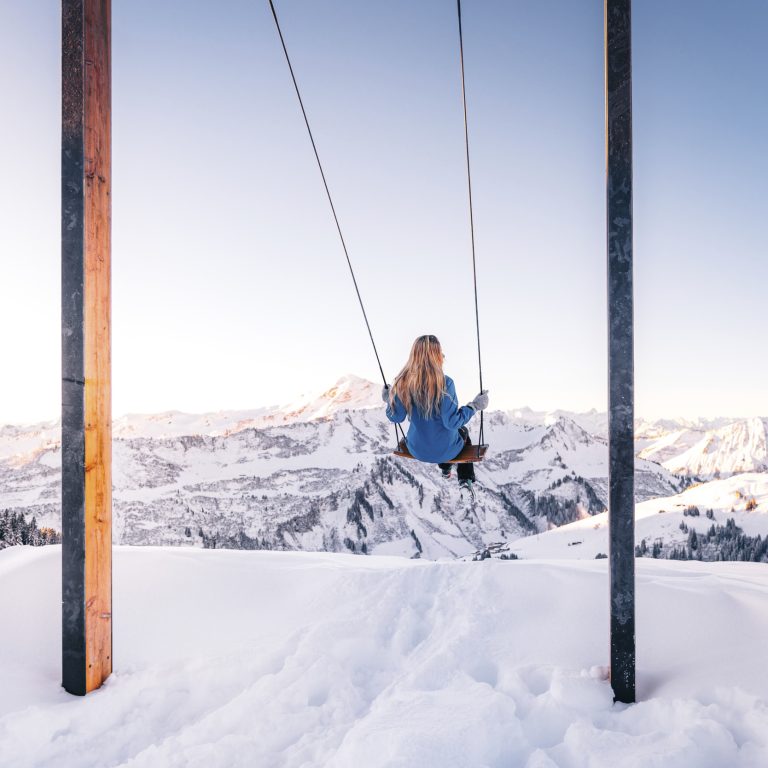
xmin=385 ymin=376 xmax=476 ymax=463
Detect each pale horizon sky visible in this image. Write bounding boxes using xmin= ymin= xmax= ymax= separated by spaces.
xmin=1 ymin=0 xmax=766 ymax=425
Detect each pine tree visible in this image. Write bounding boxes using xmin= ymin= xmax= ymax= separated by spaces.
xmin=0 ymin=509 xmax=61 ymax=548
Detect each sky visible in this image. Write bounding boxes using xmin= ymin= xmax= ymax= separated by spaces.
xmin=0 ymin=0 xmax=766 ymax=425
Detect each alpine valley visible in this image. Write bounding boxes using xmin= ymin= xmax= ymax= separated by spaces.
xmin=1 ymin=375 xmax=767 ymax=561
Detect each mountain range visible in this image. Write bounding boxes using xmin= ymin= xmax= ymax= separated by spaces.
xmin=1 ymin=374 xmax=766 ymax=560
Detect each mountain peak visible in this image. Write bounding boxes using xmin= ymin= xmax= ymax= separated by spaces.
xmin=539 ymin=416 xmax=595 ymax=450
xmin=278 ymin=375 xmax=381 ymax=422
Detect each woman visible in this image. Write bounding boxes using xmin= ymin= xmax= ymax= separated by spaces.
xmin=382 ymin=335 xmax=489 ymax=497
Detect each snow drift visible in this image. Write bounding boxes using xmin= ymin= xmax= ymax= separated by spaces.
xmin=1 ymin=545 xmax=767 ymax=767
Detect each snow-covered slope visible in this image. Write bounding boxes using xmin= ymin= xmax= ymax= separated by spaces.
xmin=1 ymin=545 xmax=768 ymax=767
xmin=275 ymin=374 xmax=382 ymax=423
xmin=507 ymin=472 xmax=768 ymax=561
xmin=0 ymin=421 xmax=59 ymax=464
xmin=635 ymin=416 xmax=768 ymax=478
xmin=657 ymin=418 xmax=768 ymax=478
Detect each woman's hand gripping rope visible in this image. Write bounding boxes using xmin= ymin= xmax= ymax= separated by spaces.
xmin=467 ymin=390 xmax=489 ymax=411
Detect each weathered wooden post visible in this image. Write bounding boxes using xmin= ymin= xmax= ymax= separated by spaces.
xmin=605 ymin=0 xmax=635 ymax=703
xmin=61 ymin=0 xmax=112 ymax=696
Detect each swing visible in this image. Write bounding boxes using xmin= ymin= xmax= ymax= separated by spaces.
xmin=270 ymin=0 xmax=488 ymax=463
xmin=394 ymin=439 xmax=488 ymax=464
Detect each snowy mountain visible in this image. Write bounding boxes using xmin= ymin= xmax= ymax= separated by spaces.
xmin=1 ymin=375 xmax=764 ymax=560
xmin=482 ymin=472 xmax=768 ymax=562
xmin=275 ymin=374 xmax=383 ymax=423
xmin=508 ymin=411 xmax=768 ymax=480
xmin=649 ymin=417 xmax=768 ymax=478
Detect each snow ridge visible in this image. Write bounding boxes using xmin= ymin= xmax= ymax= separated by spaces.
xmin=1 ymin=375 xmax=766 ymax=560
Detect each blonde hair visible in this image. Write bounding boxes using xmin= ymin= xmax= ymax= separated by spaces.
xmin=391 ymin=335 xmax=446 ymax=418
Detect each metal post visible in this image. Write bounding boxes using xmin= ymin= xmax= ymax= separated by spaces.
xmin=62 ymin=0 xmax=112 ymax=696
xmin=605 ymin=0 xmax=635 ymax=704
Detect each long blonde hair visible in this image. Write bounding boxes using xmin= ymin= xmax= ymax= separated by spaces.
xmin=391 ymin=335 xmax=446 ymax=418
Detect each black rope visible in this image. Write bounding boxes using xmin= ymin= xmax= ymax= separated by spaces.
xmin=269 ymin=0 xmax=484 ymax=457
xmin=456 ymin=0 xmax=485 ymax=454
xmin=267 ymin=0 xmax=387 ymax=388
xmin=268 ymin=0 xmax=406 ymax=451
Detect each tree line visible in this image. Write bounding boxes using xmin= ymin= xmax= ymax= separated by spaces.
xmin=0 ymin=510 xmax=61 ymax=548
xmin=636 ymin=517 xmax=768 ymax=563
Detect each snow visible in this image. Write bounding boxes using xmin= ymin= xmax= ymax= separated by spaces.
xmin=0 ymin=421 xmax=59 ymax=464
xmin=2 ymin=545 xmax=768 ymax=767
xmin=278 ymin=374 xmax=383 ymax=422
xmin=661 ymin=418 xmax=768 ymax=477
xmin=513 ymin=472 xmax=768 ymax=560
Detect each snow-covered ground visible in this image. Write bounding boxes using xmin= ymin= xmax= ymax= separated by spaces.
xmin=512 ymin=472 xmax=768 ymax=560
xmin=2 ymin=545 xmax=768 ymax=767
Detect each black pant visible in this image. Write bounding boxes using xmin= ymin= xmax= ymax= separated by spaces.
xmin=438 ymin=426 xmax=476 ymax=482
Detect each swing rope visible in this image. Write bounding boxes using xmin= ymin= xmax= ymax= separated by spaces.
xmin=267 ymin=0 xmax=406 ymax=447
xmin=267 ymin=0 xmax=386 ymax=385
xmin=268 ymin=0 xmax=485 ymax=454
xmin=456 ymin=0 xmax=485 ymax=453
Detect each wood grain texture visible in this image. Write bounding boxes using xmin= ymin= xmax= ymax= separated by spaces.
xmin=83 ymin=0 xmax=112 ymax=694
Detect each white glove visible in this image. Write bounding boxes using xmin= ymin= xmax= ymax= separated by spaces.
xmin=467 ymin=390 xmax=489 ymax=411
xmin=381 ymin=384 xmax=390 ymax=403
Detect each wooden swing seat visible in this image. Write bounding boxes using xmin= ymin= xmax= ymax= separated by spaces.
xmin=393 ymin=439 xmax=488 ymax=463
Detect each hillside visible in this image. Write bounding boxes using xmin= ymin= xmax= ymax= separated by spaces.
xmin=635 ymin=416 xmax=768 ymax=477
xmin=507 ymin=473 xmax=768 ymax=561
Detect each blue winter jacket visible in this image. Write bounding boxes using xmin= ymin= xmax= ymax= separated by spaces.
xmin=385 ymin=376 xmax=476 ymax=463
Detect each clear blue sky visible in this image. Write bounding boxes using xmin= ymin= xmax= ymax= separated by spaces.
xmin=0 ymin=0 xmax=766 ymax=424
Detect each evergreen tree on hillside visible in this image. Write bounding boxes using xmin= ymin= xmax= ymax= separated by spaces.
xmin=0 ymin=510 xmax=61 ymax=548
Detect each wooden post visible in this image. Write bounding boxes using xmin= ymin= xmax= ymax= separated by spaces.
xmin=61 ymin=0 xmax=112 ymax=696
xmin=605 ymin=0 xmax=635 ymax=703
